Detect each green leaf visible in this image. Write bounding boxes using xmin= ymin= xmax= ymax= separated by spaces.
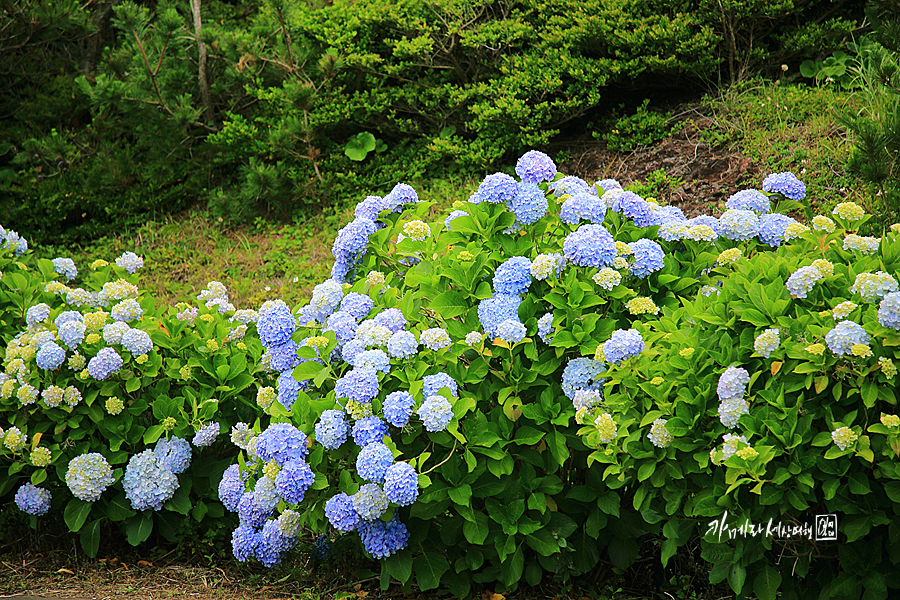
xmin=414 ymin=551 xmax=450 ymax=591
xmin=525 ymin=528 xmax=558 ymax=556
xmin=64 ymin=498 xmax=92 ymax=532
xmin=463 ymin=512 xmax=490 ymax=545
xmin=108 ymin=493 xmax=136 ymax=521
xmin=448 ymin=484 xmax=472 ymax=506
xmin=729 ymin=563 xmax=746 ymax=594
xmin=126 ymin=377 xmax=141 ymax=393
xmin=192 ymin=501 xmax=209 ymax=522
xmin=164 ymin=485 xmax=191 ymax=515
xmin=80 ymin=520 xmax=101 ymax=558
xmin=430 ymin=291 xmax=469 ymax=318
xmin=753 ymin=565 xmax=782 ymax=600
xmin=125 ymin=512 xmax=153 ymax=546
xmin=385 ymin=549 xmax=413 ymax=584
xmin=345 ymin=132 xmax=376 ymax=161
xmin=514 ymin=426 xmax=544 ymax=445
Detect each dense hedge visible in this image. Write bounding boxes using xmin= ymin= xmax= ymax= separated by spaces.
xmin=0 ymin=0 xmax=864 ymax=242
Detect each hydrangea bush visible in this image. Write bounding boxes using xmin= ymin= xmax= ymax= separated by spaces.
xmin=218 ymin=150 xmax=874 ymax=596
xmin=578 ymin=200 xmax=900 ymax=598
xmin=0 ymin=256 xmax=266 ymax=555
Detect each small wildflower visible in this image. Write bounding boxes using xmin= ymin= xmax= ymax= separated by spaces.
xmin=679 ymin=347 xmax=694 ymax=358
xmin=162 ymin=417 xmax=177 ymax=432
xmin=832 ymin=301 xmax=857 ymax=320
xmin=626 ymin=297 xmax=659 ymax=315
xmin=647 ymin=419 xmax=672 ymax=448
xmin=851 ymin=343 xmax=872 ymax=358
xmin=306 ymin=336 xmax=329 ymax=350
xmin=366 ymin=271 xmax=385 ymax=286
xmin=106 ymin=397 xmax=124 ymax=415
xmin=457 ymin=251 xmax=474 ymax=261
xmin=881 ymin=414 xmax=900 ymax=428
xmin=831 ymin=426 xmax=858 ymax=451
xmin=180 ymin=365 xmax=192 ymax=380
xmin=402 ymin=220 xmax=431 ymax=241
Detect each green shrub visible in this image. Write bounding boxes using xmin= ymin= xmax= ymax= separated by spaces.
xmin=601 ymin=100 xmax=678 ymax=153
xmin=0 ymin=254 xmax=268 ymax=556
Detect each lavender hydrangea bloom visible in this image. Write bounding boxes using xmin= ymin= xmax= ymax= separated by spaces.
xmin=550 ymin=175 xmax=591 ymax=197
xmin=59 ymin=319 xmax=86 ymax=349
xmin=383 ymin=182 xmax=419 ymax=212
xmin=603 ymin=329 xmax=645 ymax=364
xmin=66 ymin=453 xmax=116 ymax=502
xmin=423 ymin=372 xmax=458 ymax=397
xmin=353 ymin=416 xmax=388 ymax=446
xmin=334 ymin=368 xmax=380 ymax=403
xmin=717 ymin=366 xmax=750 ymax=400
xmin=332 ymin=218 xmax=378 ymax=265
xmin=563 ymin=224 xmax=617 ymax=268
xmin=353 ymin=349 xmax=391 ymax=373
xmin=325 ymin=311 xmax=358 ymax=343
xmin=192 ymin=422 xmax=220 ymax=447
xmin=611 ymin=192 xmax=654 ymax=227
xmin=355 ymin=195 xmax=387 ymax=221
xmin=357 ymin=442 xmax=394 ymax=483
xmin=507 ymin=181 xmax=548 ymax=224
xmin=359 ymin=513 xmax=410 ymax=559
xmin=325 ymin=492 xmax=362 ymax=532
xmin=383 ymin=391 xmax=415 ymax=427
xmin=561 ymin=357 xmax=604 ymax=399
xmin=26 ymin=303 xmax=51 ymax=327
xmin=478 ymin=294 xmax=522 ymax=338
xmin=257 ymin=303 xmax=295 ymax=348
xmin=52 ymin=258 xmax=78 ymax=281
xmin=878 ymin=292 xmax=900 ymax=329
xmin=276 ymin=371 xmax=303 ymax=411
xmin=268 ymin=340 xmax=300 ymax=372
xmin=418 ymin=395 xmax=453 ymax=432
xmin=373 ymin=308 xmax=406 ymax=333
xmin=493 ymin=256 xmax=533 ymax=295
xmin=341 ymin=339 xmax=366 ymax=363
xmin=763 ymin=172 xmax=806 ymax=201
xmin=218 ymin=464 xmax=247 ymax=512
xmin=275 ymin=459 xmax=315 ymax=504
xmin=387 ymin=330 xmax=418 ymax=359
xmin=88 ymin=347 xmax=123 ymax=380
xmin=15 ymin=483 xmax=51 ymax=516
xmin=445 ymin=210 xmax=470 ymax=230
xmin=36 ymin=342 xmax=66 ymax=370
xmin=238 ymin=491 xmax=275 ymax=528
xmin=757 ymin=213 xmax=797 ymax=247
xmin=628 ymin=239 xmax=665 ymax=278
xmin=825 ymin=321 xmax=870 ymax=356
xmin=595 ymin=178 xmax=622 ymax=192
xmin=155 ymin=437 xmax=192 ymax=473
xmin=116 ymin=252 xmax=144 ymax=273
xmin=497 ymin=319 xmax=526 ymax=343
xmin=515 ymin=150 xmax=556 ymax=184
xmin=560 ymin=192 xmax=606 ymax=225
xmin=231 ymin=525 xmax=261 ymax=562
xmin=340 ymin=293 xmax=374 ymax=321
xmin=256 ymin=423 xmax=308 ymax=465
xmin=719 ymin=209 xmax=760 ymax=241
xmin=477 ymin=173 xmax=519 ymax=204
xmin=689 ymin=215 xmax=721 ymax=234
xmin=316 ymin=410 xmax=349 ymax=449
xmin=726 ymin=189 xmax=770 ymax=213
xmin=121 ymin=328 xmax=153 ymax=355
xmin=383 ymin=462 xmax=419 ymax=505
xmin=123 ymin=449 xmax=179 ymax=511
xmin=537 ymin=312 xmax=554 ymax=343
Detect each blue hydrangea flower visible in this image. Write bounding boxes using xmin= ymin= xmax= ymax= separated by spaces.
xmin=550 ymin=175 xmax=591 ymax=197
xmin=507 ymin=181 xmax=548 ymax=225
xmin=421 ymin=328 xmax=451 ymax=351
xmin=762 ymin=172 xmax=806 ymax=201
xmin=353 ymin=483 xmax=390 ymax=521
xmin=719 ymin=209 xmax=760 ymax=241
xmin=257 ymin=302 xmax=295 ymax=348
xmin=268 ymin=340 xmax=300 ymax=372
xmin=315 ymin=410 xmax=348 ymax=449
xmin=352 ymin=416 xmax=388 ymax=447
xmin=342 ymin=339 xmax=367 ymax=364
xmin=121 ymin=328 xmax=153 ymax=356
xmin=261 ymin=517 xmax=297 ymax=555
xmin=537 ymin=312 xmax=553 ymax=344
xmin=560 ymin=192 xmax=606 ymax=225
xmin=256 ymin=423 xmax=308 ymax=466
xmin=423 ymin=372 xmax=458 ymax=397
xmin=718 ymin=397 xmax=749 ymax=429
xmin=387 ymin=330 xmax=418 ymax=359
xmin=373 ymin=308 xmax=406 ymax=333
xmin=278 ymin=372 xmax=308 ymax=413
xmin=255 ymin=522 xmax=289 ymax=567
xmin=649 ymin=206 xmax=687 ymax=227
xmin=340 ymin=293 xmax=374 ymax=321
xmin=238 ymin=491 xmax=275 ymax=528
xmin=785 ymin=265 xmax=824 ymax=299
xmin=52 ymin=257 xmax=77 ymax=281
xmin=55 ymin=310 xmax=82 ymax=329
xmin=717 ymin=366 xmax=750 ymax=400
xmin=595 ymin=178 xmax=622 ymax=192
xmin=515 ymin=150 xmax=556 ymax=184
xmin=561 ymin=357 xmax=604 ymax=399
xmin=726 ymin=189 xmax=770 ymax=213
xmin=123 ymin=449 xmax=179 ymax=511
xmin=275 ymin=459 xmax=315 ymax=504
xmin=88 ymin=347 xmax=123 ymax=380
xmin=418 ymin=395 xmax=453 ymax=432
xmin=311 ymin=280 xmax=346 ymax=322
xmin=111 ymin=298 xmax=142 ymax=322
xmin=59 ymin=319 xmax=85 ymax=349
xmin=563 ymin=224 xmax=617 ymax=268
xmin=879 ymin=292 xmax=900 ymax=329
xmin=355 ymin=195 xmax=387 ymax=221
xmin=383 ymin=182 xmax=419 ymax=212
xmin=218 ymin=464 xmax=247 ymax=512
xmin=478 ymin=293 xmax=522 ymax=338
xmin=611 ymin=192 xmax=654 ymax=227
xmin=15 ymin=483 xmax=51 ymax=516
xmin=825 ymin=321 xmax=870 ymax=356
xmin=689 ymin=215 xmax=721 ymax=234
xmin=757 ymin=213 xmax=796 ymax=247
xmin=359 ymin=512 xmax=410 ymax=559
xmin=332 ymin=218 xmax=378 ymax=266
xmin=36 ymin=342 xmax=66 ymax=370
xmin=357 ymin=442 xmax=394 ymax=483
xmin=383 ymin=462 xmax=418 ymax=505
xmin=493 ymin=256 xmax=532 ymax=295
xmin=231 ymin=525 xmax=261 ymax=562
xmin=325 ymin=311 xmax=358 ymax=343
xmin=325 ymin=493 xmax=362 ymax=532
xmin=477 ymin=173 xmax=519 ymax=204
xmin=66 ymin=453 xmax=116 ymax=502
xmin=353 ymin=349 xmax=391 ymax=373
xmin=628 ymin=239 xmax=665 ymax=278
xmin=102 ymin=321 xmax=129 ymax=345
xmin=192 ymin=422 xmax=220 ymax=447
xmin=254 ymin=477 xmax=280 ymax=511
xmin=116 ymin=252 xmax=144 ymax=273
xmin=26 ymin=303 xmax=51 ymax=327
xmin=383 ymin=391 xmax=415 ymax=427
xmin=335 ymin=368 xmax=380 ymax=403
xmin=445 ymin=210 xmax=470 ymax=230
xmin=603 ymin=329 xmax=644 ymax=364
xmin=497 ymin=319 xmax=526 ymax=343
xmin=154 ymin=437 xmax=192 ymax=473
